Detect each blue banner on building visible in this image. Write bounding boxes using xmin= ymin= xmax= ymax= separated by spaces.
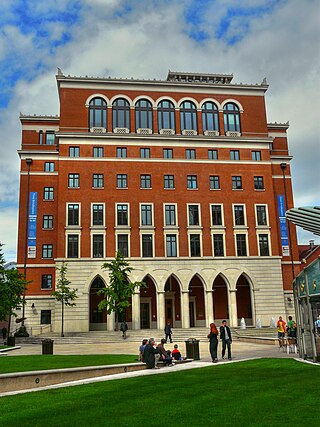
xmin=28 ymin=192 xmax=38 ymax=258
xmin=277 ymin=195 xmax=289 ymax=256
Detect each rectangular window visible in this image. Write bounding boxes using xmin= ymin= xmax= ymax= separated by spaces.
xmin=187 ymin=175 xmax=197 ymax=189
xmin=67 ymin=235 xmax=79 ymax=258
xmin=230 ymin=150 xmax=240 ymax=160
xmin=252 ymin=151 xmax=261 ymax=161
xmin=93 ymin=174 xmax=104 ymax=188
xmin=166 ymin=234 xmax=177 ymax=257
xmin=165 ymin=205 xmax=176 ymax=226
xmin=42 ymin=244 xmax=53 ymax=258
xmin=41 ymin=274 xmax=52 ymax=290
xmin=234 ymin=205 xmax=245 ymax=225
xmin=141 ymin=204 xmax=152 ymax=226
xmin=213 ymin=234 xmax=224 ymax=256
xmin=69 ymin=146 xmax=80 ymax=157
xmin=142 ymin=234 xmax=153 ymax=257
xmin=93 ymin=147 xmax=104 ymax=157
xmin=208 ymin=149 xmax=218 ymax=160
xmin=140 ymin=174 xmax=151 ymax=188
xmin=259 ymin=234 xmax=270 ymax=256
xmin=256 ymin=205 xmax=267 ymax=226
xmin=164 ymin=175 xmax=174 ymax=189
xmin=116 ymin=147 xmax=127 ymax=158
xmin=41 ymin=310 xmax=51 ymax=324
xmin=186 ymin=149 xmax=196 ymax=159
xmin=236 ymin=234 xmax=247 ymax=256
xmin=140 ymin=148 xmax=150 ymax=158
xmin=68 ymin=204 xmax=79 ymax=226
xmin=117 ymin=174 xmax=127 ymax=188
xmin=190 ymin=234 xmax=201 ymax=257
xmin=117 ymin=204 xmax=128 ymax=226
xmin=44 ymin=187 xmax=54 ymax=200
xmin=93 ymin=234 xmax=104 ymax=258
xmin=43 ymin=215 xmax=53 ymax=229
xmin=232 ymin=176 xmax=242 ymax=190
xmin=254 ymin=176 xmax=264 ymax=190
xmin=45 ymin=132 xmax=55 ymax=145
xmin=39 ymin=131 xmax=43 ymax=145
xmin=188 ymin=205 xmax=200 ymax=226
xmin=163 ymin=148 xmax=173 ymax=159
xmin=68 ymin=173 xmax=80 ymax=188
xmin=211 ymin=205 xmax=222 ymax=226
xmin=92 ymin=204 xmax=104 ymax=226
xmin=44 ymin=162 xmax=54 ymax=172
xmin=117 ymin=234 xmax=129 ymax=257
xmin=210 ymin=175 xmax=220 ymax=190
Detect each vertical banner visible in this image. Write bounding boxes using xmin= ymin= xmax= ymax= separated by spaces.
xmin=27 ymin=192 xmax=38 ymax=258
xmin=277 ymin=195 xmax=289 ymax=256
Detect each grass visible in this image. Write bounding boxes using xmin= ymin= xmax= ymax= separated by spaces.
xmin=0 ymin=346 xmax=8 ymax=349
xmin=1 ymin=358 xmax=320 ymax=426
xmin=0 ymin=354 xmax=137 ymax=374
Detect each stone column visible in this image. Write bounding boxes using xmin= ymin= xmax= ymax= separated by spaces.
xmin=131 ymin=290 xmax=141 ymax=330
xmin=107 ymin=311 xmax=115 ymax=331
xmin=157 ymin=291 xmax=166 ymax=331
xmin=205 ymin=290 xmax=214 ymax=327
xmin=229 ymin=289 xmax=238 ymax=327
xmin=181 ymin=291 xmax=190 ymax=329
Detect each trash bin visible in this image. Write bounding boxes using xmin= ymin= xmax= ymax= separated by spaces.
xmin=185 ymin=338 xmax=200 ymax=360
xmin=7 ymin=336 xmax=15 ymax=347
xmin=42 ymin=339 xmax=54 ymax=355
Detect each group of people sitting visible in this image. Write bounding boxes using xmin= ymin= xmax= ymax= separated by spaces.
xmin=139 ymin=338 xmax=183 ymax=369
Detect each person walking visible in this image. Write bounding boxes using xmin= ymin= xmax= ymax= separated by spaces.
xmin=208 ymin=323 xmax=219 ymax=363
xmin=164 ymin=322 xmax=173 ymax=343
xmin=220 ymin=320 xmax=232 ymax=360
xmin=2 ymin=327 xmax=7 ymax=344
xmin=120 ymin=320 xmax=128 ymax=339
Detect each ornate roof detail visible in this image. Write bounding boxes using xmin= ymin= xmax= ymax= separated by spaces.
xmin=19 ymin=113 xmax=59 ymax=121
xmin=166 ymin=70 xmax=233 ymax=84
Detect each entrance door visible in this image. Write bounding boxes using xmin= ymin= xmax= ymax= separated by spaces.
xmin=189 ymin=301 xmax=195 ymax=327
xmin=165 ymin=299 xmax=173 ymax=325
xmin=140 ymin=302 xmax=150 ymax=329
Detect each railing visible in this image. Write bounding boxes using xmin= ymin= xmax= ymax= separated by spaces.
xmin=29 ymin=324 xmax=53 ymax=336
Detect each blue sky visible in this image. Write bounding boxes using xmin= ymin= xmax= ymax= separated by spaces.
xmin=0 ymin=0 xmax=319 ymax=261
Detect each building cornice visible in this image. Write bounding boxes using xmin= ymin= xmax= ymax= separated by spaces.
xmin=20 ymin=114 xmax=59 ymax=123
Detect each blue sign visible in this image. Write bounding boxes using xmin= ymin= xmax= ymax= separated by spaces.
xmin=28 ymin=192 xmax=38 ymax=258
xmin=277 ymin=195 xmax=289 ymax=256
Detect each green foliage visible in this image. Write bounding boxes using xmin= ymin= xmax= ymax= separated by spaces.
xmin=0 ymin=242 xmax=28 ymax=327
xmin=51 ymin=263 xmax=78 ymax=307
xmin=14 ymin=326 xmax=29 ymax=337
xmin=98 ymin=252 xmax=145 ymax=318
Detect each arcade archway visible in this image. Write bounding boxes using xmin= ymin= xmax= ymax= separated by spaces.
xmin=188 ymin=275 xmax=206 ymax=327
xmin=140 ymin=275 xmax=157 ymax=329
xmin=212 ymin=275 xmax=229 ymax=324
xmin=89 ymin=276 xmax=107 ymax=331
xmin=236 ymin=274 xmax=253 ymax=325
xmin=164 ymin=275 xmax=182 ymax=328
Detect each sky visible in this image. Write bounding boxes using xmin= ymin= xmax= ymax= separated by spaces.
xmin=0 ymin=0 xmax=319 ymax=262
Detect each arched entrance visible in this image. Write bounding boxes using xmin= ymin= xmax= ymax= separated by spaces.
xmin=212 ymin=275 xmax=229 ymax=324
xmin=164 ymin=275 xmax=182 ymax=328
xmin=236 ymin=274 xmax=253 ymax=326
xmin=188 ymin=275 xmax=206 ymax=327
xmin=89 ymin=276 xmax=107 ymax=331
xmin=140 ymin=275 xmax=157 ymax=329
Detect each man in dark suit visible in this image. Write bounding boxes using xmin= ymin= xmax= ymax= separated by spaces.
xmin=220 ymin=320 xmax=232 ymax=360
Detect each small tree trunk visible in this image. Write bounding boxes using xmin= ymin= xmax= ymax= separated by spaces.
xmin=7 ymin=315 xmax=11 ymax=338
xmin=61 ymin=301 xmax=64 ymax=337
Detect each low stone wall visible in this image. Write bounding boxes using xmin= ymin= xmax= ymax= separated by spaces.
xmin=237 ymin=336 xmax=279 ymax=346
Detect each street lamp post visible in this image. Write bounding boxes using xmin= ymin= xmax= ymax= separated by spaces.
xmin=22 ymin=158 xmax=33 ymax=326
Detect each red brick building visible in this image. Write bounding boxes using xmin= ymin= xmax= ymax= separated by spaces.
xmin=17 ymin=70 xmax=300 ymax=333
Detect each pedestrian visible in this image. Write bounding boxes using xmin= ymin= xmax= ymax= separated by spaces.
xmin=142 ymin=338 xmax=161 ymax=369
xmin=277 ymin=316 xmax=286 ymax=347
xmin=315 ymin=316 xmax=320 ymax=335
xmin=164 ymin=321 xmax=173 ymax=343
xmin=208 ymin=322 xmax=219 ymax=363
xmin=286 ymin=316 xmax=297 ymax=338
xmin=120 ymin=320 xmax=128 ymax=339
xmin=220 ymin=320 xmax=232 ymax=360
xmin=2 ymin=327 xmax=7 ymax=343
xmin=139 ymin=339 xmax=148 ymax=361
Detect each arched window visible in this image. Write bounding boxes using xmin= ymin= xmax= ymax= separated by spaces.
xmin=89 ymin=98 xmax=107 ymax=129
xmin=180 ymin=101 xmax=197 ymax=131
xmin=202 ymin=102 xmax=219 ymax=132
xmin=223 ymin=102 xmax=241 ymax=132
xmin=112 ymin=98 xmax=130 ymax=130
xmin=158 ymin=100 xmax=175 ymax=131
xmin=135 ymin=99 xmax=153 ymax=130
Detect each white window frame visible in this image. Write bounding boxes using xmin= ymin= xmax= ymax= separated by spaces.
xmin=115 ymin=203 xmax=130 ymax=227
xmin=66 ymin=202 xmax=81 ymax=228
xmin=211 ymin=231 xmax=226 ymax=257
xmin=232 ymin=203 xmax=247 ymax=227
xmin=140 ymin=231 xmax=155 ymax=258
xmin=210 ymin=203 xmax=225 ymax=227
xmin=234 ymin=232 xmax=249 ymax=257
xmin=115 ymin=231 xmax=131 ymax=258
xmin=187 ymin=203 xmax=202 ymax=227
xmin=188 ymin=231 xmax=203 ymax=257
xmin=139 ymin=203 xmax=154 ymax=227
xmin=254 ymin=204 xmax=269 ymax=227
xmin=163 ymin=203 xmax=178 ymax=228
xmin=256 ymin=232 xmax=272 ymax=256
xmin=91 ymin=232 xmax=106 ymax=258
xmin=91 ymin=202 xmax=106 ymax=227
xmin=164 ymin=233 xmax=179 ymax=257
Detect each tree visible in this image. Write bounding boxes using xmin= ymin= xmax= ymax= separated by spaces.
xmin=0 ymin=242 xmax=28 ymax=337
xmin=51 ymin=262 xmax=78 ymax=337
xmin=98 ymin=252 xmax=145 ymax=330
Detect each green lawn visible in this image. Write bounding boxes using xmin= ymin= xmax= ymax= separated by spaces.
xmin=0 ymin=354 xmax=137 ymax=374
xmin=1 ymin=359 xmax=319 ymax=426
